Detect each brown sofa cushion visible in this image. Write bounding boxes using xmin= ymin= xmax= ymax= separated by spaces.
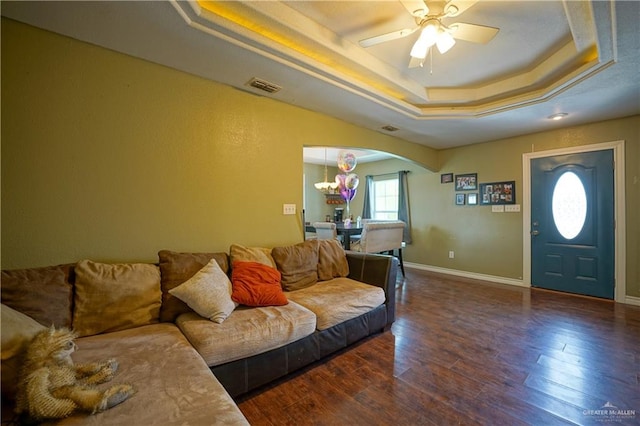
xmin=158 ymin=250 xmax=230 ymax=322
xmin=271 ymin=240 xmax=319 ymax=291
xmin=317 ymin=239 xmax=349 ymax=281
xmin=0 ymin=264 xmax=75 ymax=328
xmin=73 ymin=260 xmax=162 ymax=337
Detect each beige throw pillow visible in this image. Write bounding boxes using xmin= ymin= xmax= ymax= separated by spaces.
xmin=317 ymin=239 xmax=350 ymax=281
xmin=272 ymin=240 xmax=319 ymax=291
xmin=230 ymin=244 xmax=276 ymax=268
xmin=73 ymin=260 xmax=162 ymax=337
xmin=158 ymin=250 xmax=229 ymax=322
xmin=169 ymin=259 xmax=237 ymax=323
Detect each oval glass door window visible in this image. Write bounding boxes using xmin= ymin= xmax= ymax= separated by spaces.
xmin=552 ymin=171 xmax=587 ymax=239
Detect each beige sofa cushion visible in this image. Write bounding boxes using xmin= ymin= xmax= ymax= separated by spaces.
xmin=158 ymin=250 xmax=230 ymax=322
xmin=1 ymin=304 xmax=46 ymax=401
xmin=286 ymin=277 xmax=385 ymax=330
xmin=176 ymin=302 xmax=316 ymax=367
xmin=169 ymin=259 xmax=237 ymax=323
xmin=317 ymin=239 xmax=349 ymax=281
xmin=271 ymin=240 xmax=319 ymax=291
xmin=73 ymin=260 xmax=162 ymax=337
xmin=1 ymin=263 xmax=75 ymax=328
xmin=51 ymin=324 xmax=248 ymax=425
xmin=229 ymin=244 xmax=276 ymax=268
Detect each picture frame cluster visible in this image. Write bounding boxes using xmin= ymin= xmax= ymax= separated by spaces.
xmin=441 ymin=172 xmax=516 ymax=206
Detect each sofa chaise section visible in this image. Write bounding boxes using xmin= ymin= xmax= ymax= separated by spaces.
xmin=51 ymin=324 xmax=248 ymax=426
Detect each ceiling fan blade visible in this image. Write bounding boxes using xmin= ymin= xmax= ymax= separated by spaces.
xmin=359 ymin=27 xmax=419 ymax=48
xmin=445 ymin=0 xmax=478 ymax=17
xmin=400 ymin=0 xmax=429 ymax=18
xmin=449 ymin=22 xmax=499 ymax=44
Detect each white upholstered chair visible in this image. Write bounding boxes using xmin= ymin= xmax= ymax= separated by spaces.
xmin=312 ymin=222 xmax=338 ymax=240
xmin=350 ymin=220 xmax=406 ymax=276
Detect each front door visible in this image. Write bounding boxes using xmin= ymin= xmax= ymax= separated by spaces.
xmin=531 ymin=150 xmax=615 ymax=298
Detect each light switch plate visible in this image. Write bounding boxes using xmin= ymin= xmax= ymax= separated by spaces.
xmin=492 ymin=205 xmax=505 ymax=213
xmin=505 ymin=204 xmax=521 ymax=212
xmin=283 ymin=204 xmax=296 ymax=215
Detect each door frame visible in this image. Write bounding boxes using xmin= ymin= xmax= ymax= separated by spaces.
xmin=522 ymin=140 xmax=626 ymax=302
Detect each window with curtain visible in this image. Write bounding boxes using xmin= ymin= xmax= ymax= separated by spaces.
xmin=372 ymin=177 xmax=399 ymax=220
xmin=362 ymin=171 xmax=412 ymax=244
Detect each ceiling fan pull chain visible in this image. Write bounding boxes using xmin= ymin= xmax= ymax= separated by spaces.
xmin=430 ymin=48 xmax=433 ymax=75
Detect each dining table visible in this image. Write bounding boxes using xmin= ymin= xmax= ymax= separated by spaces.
xmin=305 ymin=222 xmax=363 ymax=250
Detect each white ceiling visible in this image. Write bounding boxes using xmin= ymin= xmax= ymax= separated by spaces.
xmin=2 ymin=1 xmax=638 ymax=150
xmin=303 ymin=147 xmax=393 ymax=165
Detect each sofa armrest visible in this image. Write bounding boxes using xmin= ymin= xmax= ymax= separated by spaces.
xmin=345 ymin=251 xmax=397 ymax=325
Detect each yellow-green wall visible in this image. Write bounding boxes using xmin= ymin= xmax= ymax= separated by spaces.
xmin=351 ymin=117 xmax=639 ymax=298
xmin=2 ymin=18 xmax=638 ymax=298
xmin=1 ymin=18 xmax=435 ymax=267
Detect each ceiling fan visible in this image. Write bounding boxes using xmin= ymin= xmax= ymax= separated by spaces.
xmin=359 ymin=0 xmax=499 ymax=67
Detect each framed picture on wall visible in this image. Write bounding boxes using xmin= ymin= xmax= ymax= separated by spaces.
xmin=441 ymin=173 xmax=453 ymax=184
xmin=455 ymin=173 xmax=477 ymax=190
xmin=467 ymin=193 xmax=478 ymax=205
xmin=455 ymin=193 xmax=465 ymax=205
xmin=479 ymin=181 xmax=516 ymax=205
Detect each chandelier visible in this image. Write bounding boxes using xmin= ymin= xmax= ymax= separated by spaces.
xmin=314 ymin=148 xmax=338 ymax=193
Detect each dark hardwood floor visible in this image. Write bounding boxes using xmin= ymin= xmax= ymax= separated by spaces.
xmin=236 ymin=268 xmax=640 ymax=425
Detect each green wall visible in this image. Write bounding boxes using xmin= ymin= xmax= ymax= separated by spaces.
xmin=2 ymin=18 xmax=638 ymax=298
xmin=1 ymin=18 xmax=436 ymax=267
xmin=351 ymin=117 xmax=639 ymax=298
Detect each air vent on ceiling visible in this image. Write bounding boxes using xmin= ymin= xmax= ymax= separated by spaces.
xmin=381 ymin=125 xmax=399 ymax=132
xmin=246 ymin=77 xmax=282 ymax=94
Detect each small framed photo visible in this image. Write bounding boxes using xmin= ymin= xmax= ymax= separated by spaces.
xmin=467 ymin=193 xmax=478 ymax=205
xmin=455 ymin=173 xmax=478 ymax=190
xmin=455 ymin=193 xmax=465 ymax=205
xmin=441 ymin=173 xmax=453 ymax=184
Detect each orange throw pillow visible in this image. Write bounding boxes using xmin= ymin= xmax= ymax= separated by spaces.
xmin=231 ymin=261 xmax=288 ymax=307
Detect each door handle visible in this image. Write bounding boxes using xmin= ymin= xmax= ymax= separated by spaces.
xmin=531 ymin=230 xmax=540 ymax=236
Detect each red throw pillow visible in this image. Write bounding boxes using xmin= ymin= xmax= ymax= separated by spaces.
xmin=231 ymin=261 xmax=288 ymax=307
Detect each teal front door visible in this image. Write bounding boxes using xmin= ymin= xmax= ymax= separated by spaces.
xmin=531 ymin=150 xmax=615 ymax=299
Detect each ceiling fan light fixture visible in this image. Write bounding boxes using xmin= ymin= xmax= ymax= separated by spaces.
xmin=410 ymin=21 xmax=438 ymax=58
xmin=436 ymin=31 xmax=456 ymax=54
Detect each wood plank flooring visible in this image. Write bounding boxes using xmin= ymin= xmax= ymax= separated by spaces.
xmin=236 ymin=269 xmax=640 ymax=425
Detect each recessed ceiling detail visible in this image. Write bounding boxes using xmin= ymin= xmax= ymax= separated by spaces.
xmin=177 ymin=0 xmax=615 ymax=119
xmin=2 ymin=0 xmax=635 ymax=148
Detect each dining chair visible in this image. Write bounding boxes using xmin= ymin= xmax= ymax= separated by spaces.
xmin=350 ymin=220 xmax=406 ymax=276
xmin=312 ymin=222 xmax=338 ymax=240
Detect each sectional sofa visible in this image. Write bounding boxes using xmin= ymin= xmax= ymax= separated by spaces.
xmin=1 ymin=239 xmax=398 ymax=425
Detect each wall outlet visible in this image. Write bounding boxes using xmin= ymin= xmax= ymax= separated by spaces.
xmin=505 ymin=204 xmax=521 ymax=212
xmin=448 ymin=251 xmax=455 ymax=259
xmin=283 ymin=204 xmax=296 ymax=215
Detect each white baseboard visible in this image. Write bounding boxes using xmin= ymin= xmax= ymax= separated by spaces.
xmin=624 ymin=296 xmax=640 ymax=306
xmin=404 ymin=262 xmax=640 ymax=306
xmin=404 ymin=262 xmax=528 ymax=288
